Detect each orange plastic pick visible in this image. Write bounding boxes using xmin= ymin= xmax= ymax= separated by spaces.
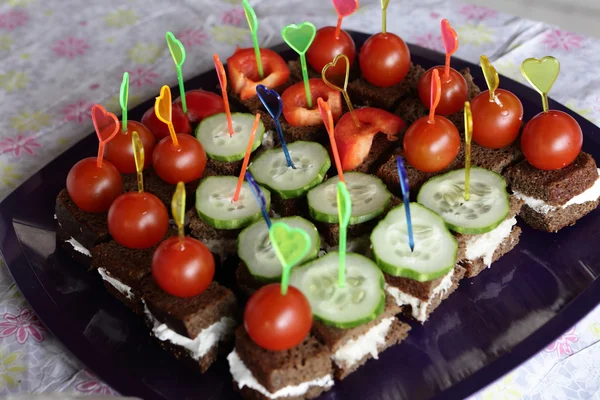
xmin=429 ymin=69 xmax=441 ymax=123
xmin=213 ymin=54 xmax=235 ymax=137
xmin=132 ymin=131 xmax=144 ymax=193
xmin=321 ymin=54 xmax=360 ymax=128
xmin=154 ymin=85 xmax=179 ymax=147
xmin=464 ymin=101 xmax=473 ymax=201
xmin=233 ymin=113 xmax=261 ymax=202
xmin=318 ymin=97 xmax=344 ymax=182
xmin=441 ymin=19 xmax=458 ymax=79
xmin=91 ymin=104 xmax=119 ymax=168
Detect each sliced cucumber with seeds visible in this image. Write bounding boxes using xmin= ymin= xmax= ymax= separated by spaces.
xmin=238 ymin=217 xmax=320 ymax=282
xmin=371 ymin=203 xmax=458 ymax=281
xmin=289 ymin=252 xmax=385 ymax=329
xmin=417 ymin=167 xmax=510 ymax=235
xmin=196 ymin=113 xmax=265 ymax=162
xmin=307 ymin=172 xmax=391 ymax=225
xmin=195 ymin=176 xmax=271 ymax=230
xmin=248 ymin=141 xmax=331 ymax=199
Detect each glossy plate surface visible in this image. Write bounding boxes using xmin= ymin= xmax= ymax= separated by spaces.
xmin=1 ymin=32 xmax=599 ymax=400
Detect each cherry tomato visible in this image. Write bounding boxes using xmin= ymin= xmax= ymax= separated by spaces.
xmin=307 ymin=26 xmax=356 ymax=78
xmin=108 ymin=192 xmax=169 ymax=249
xmin=152 ymin=134 xmax=207 ymax=184
xmin=244 ymin=284 xmax=312 ymax=351
xmin=66 ymin=157 xmax=122 ymax=213
xmin=418 ymin=66 xmax=468 ymax=116
xmin=281 ymin=78 xmax=342 ymax=127
xmin=403 ymin=116 xmax=461 ymax=173
xmin=141 ymin=103 xmax=191 ymax=141
xmin=174 ymin=90 xmax=225 ymax=125
xmin=227 ymin=48 xmax=290 ymax=101
xmin=358 ymin=32 xmax=411 ymax=88
xmin=103 ymin=121 xmax=156 ymax=174
xmin=152 ymin=236 xmax=215 ymax=297
xmin=521 ymin=110 xmax=583 ymax=170
xmin=471 ymin=89 xmax=523 ymax=149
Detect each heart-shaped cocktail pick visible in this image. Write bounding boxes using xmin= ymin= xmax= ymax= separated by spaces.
xmin=242 ymin=0 xmax=264 ymax=79
xmin=480 ymin=55 xmax=499 ymax=102
xmin=256 ymin=84 xmax=294 ymax=168
xmin=132 ymin=131 xmax=145 ymax=193
xmin=92 ymin=104 xmax=119 ymax=167
xmin=172 ymin=181 xmax=186 ymax=240
xmin=119 ymin=72 xmax=129 ymax=132
xmin=395 ymin=156 xmax=414 ymax=252
xmin=521 ymin=56 xmax=560 ymax=112
xmin=336 ymin=181 xmax=352 ymax=288
xmin=332 ymin=0 xmax=359 ymax=39
xmin=166 ymin=32 xmax=188 ymax=113
xmin=380 ymin=0 xmax=390 ymax=34
xmin=429 ymin=69 xmax=442 ymax=122
xmin=441 ymin=19 xmax=458 ymax=78
xmin=318 ymin=98 xmax=344 ymax=182
xmin=282 ymin=22 xmax=316 ymax=107
xmin=269 ymin=221 xmax=312 ymax=295
xmin=322 ymin=54 xmax=360 ymax=128
xmin=154 ymin=85 xmax=179 ymax=147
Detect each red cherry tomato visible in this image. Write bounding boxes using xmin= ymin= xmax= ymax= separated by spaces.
xmin=418 ymin=66 xmax=468 ymax=116
xmin=108 ymin=192 xmax=169 ymax=249
xmin=141 ymin=102 xmax=191 ymax=141
xmin=403 ymin=116 xmax=461 ymax=173
xmin=307 ymin=27 xmax=356 ymax=78
xmin=521 ymin=110 xmax=583 ymax=170
xmin=174 ymin=90 xmax=225 ymax=125
xmin=152 ymin=236 xmax=215 ymax=298
xmin=244 ymin=284 xmax=312 ymax=351
xmin=471 ymin=89 xmax=523 ymax=149
xmin=227 ymin=48 xmax=290 ymax=101
xmin=281 ymin=78 xmax=342 ymax=127
xmin=66 ymin=157 xmax=122 ymax=213
xmin=152 ymin=134 xmax=207 ymax=184
xmin=103 ymin=121 xmax=156 ymax=174
xmin=358 ymin=32 xmax=411 ymax=88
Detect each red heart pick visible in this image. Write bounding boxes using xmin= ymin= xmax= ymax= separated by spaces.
xmin=441 ymin=19 xmax=458 ymax=57
xmin=91 ymin=104 xmax=119 ymax=145
xmin=332 ymin=0 xmax=359 ymax=18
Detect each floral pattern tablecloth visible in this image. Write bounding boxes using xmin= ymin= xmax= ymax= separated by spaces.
xmin=0 ymin=0 xmax=599 ymax=398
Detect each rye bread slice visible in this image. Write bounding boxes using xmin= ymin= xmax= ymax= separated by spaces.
xmin=287 ymin=58 xmax=361 ymax=84
xmin=505 ymin=152 xmax=598 ymax=206
xmin=460 ymin=226 xmax=522 ymax=278
xmin=235 ymin=262 xmax=264 ymax=297
xmin=234 ymin=327 xmax=333 ymax=394
xmin=187 ymin=209 xmax=241 ymax=262
xmin=519 ymin=200 xmax=600 ymax=233
xmin=271 ymin=194 xmax=309 ymax=218
xmin=352 ymin=133 xmax=402 ymax=175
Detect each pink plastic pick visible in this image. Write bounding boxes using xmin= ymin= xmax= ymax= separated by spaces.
xmin=332 ymin=0 xmax=359 ymax=39
xmin=91 ymin=105 xmax=119 ymax=168
xmin=441 ymin=19 xmax=458 ymax=79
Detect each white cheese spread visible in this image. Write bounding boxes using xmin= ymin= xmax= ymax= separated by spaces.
xmin=97 ymin=268 xmax=134 ymax=299
xmin=66 ymin=237 xmax=91 ymax=257
xmin=465 ymin=217 xmax=517 ymax=267
xmin=332 ymin=317 xmax=394 ymax=369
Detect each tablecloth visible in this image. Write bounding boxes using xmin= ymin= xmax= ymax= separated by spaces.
xmin=0 ymin=0 xmax=599 ymax=398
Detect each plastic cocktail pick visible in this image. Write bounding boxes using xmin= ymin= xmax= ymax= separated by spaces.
xmin=119 ymin=72 xmax=129 ymax=132
xmin=233 ymin=113 xmax=261 ymax=202
xmin=322 ymin=54 xmax=360 ymax=128
xmin=464 ymin=101 xmax=473 ymax=201
xmin=480 ymin=55 xmax=499 ymax=102
xmin=282 ymin=22 xmax=316 ymax=108
xmin=165 ymin=32 xmax=188 ymax=114
xmin=395 ymin=156 xmax=414 ymax=252
xmin=132 ymin=131 xmax=144 ymax=193
xmin=172 ymin=181 xmax=186 ymax=240
xmin=441 ymin=19 xmax=458 ymax=79
xmin=521 ymin=56 xmax=560 ymax=113
xmin=245 ymin=171 xmax=272 ymax=228
xmin=91 ymin=104 xmax=119 ymax=168
xmin=242 ymin=0 xmax=264 ymax=79
xmin=269 ymin=221 xmax=311 ymax=295
xmin=318 ymin=97 xmax=344 ymax=182
xmin=381 ymin=0 xmax=390 ymax=34
xmin=332 ymin=0 xmax=359 ymax=39
xmin=336 ymin=181 xmax=351 ymax=288
xmin=256 ymin=84 xmax=294 ymax=168
xmin=154 ymin=85 xmax=179 ymax=147
xmin=213 ymin=54 xmax=235 ymax=137
xmin=429 ymin=69 xmax=441 ymax=122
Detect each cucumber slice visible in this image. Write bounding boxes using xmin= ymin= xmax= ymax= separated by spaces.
xmin=248 ymin=141 xmax=331 ymax=199
xmin=417 ymin=167 xmax=510 ymax=234
xmin=307 ymin=172 xmax=391 ymax=225
xmin=195 ymin=113 xmax=265 ymax=162
xmin=371 ymin=203 xmax=458 ymax=281
xmin=238 ymin=217 xmax=320 ymax=282
xmin=289 ymin=252 xmax=385 ymax=329
xmin=195 ymin=176 xmax=271 ymax=230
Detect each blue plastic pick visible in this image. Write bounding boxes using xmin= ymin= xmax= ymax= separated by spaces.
xmin=245 ymin=171 xmax=272 ymax=228
xmin=256 ymin=84 xmax=295 ymax=169
xmin=396 ymin=156 xmax=415 ymax=252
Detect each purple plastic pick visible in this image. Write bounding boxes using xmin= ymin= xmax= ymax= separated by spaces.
xmin=256 ymin=84 xmax=295 ymax=169
xmin=396 ymin=156 xmax=414 ymax=251
xmin=245 ymin=171 xmax=272 ymax=228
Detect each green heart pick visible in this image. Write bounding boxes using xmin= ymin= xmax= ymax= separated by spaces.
xmin=336 ymin=181 xmax=352 ymax=288
xmin=521 ymin=56 xmax=560 ymax=112
xmin=119 ymin=72 xmax=129 ymax=132
xmin=282 ymin=22 xmax=316 ymax=108
xmin=242 ymin=0 xmax=264 ymax=79
xmin=269 ymin=221 xmax=311 ymax=295
xmin=165 ymin=31 xmax=188 ymax=113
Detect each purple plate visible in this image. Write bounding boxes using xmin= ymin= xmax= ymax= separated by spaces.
xmin=1 ymin=32 xmax=599 ymax=400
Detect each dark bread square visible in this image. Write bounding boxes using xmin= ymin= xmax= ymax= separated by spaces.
xmin=234 ymin=327 xmax=333 ymax=394
xmin=206 ymin=158 xmax=242 ymax=176
xmin=352 ymin=134 xmax=401 ymax=175
xmin=235 ymin=263 xmax=263 ymax=297
xmin=187 ymin=209 xmax=241 ymax=260
xmin=287 ymin=58 xmax=361 ymax=83
xmin=271 ymin=194 xmax=309 ymax=218
xmin=520 ymin=200 xmax=600 ymax=233
xmin=459 ymin=226 xmax=522 ymax=278
xmin=505 ymin=152 xmax=598 ymax=206
xmin=148 ymin=330 xmax=223 ymax=374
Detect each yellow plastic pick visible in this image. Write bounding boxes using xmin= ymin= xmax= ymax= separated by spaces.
xmin=521 ymin=56 xmax=560 ymax=113
xmin=480 ymin=55 xmax=499 ymax=101
xmin=464 ymin=102 xmax=472 ymax=201
xmin=321 ymin=54 xmax=360 ymax=128
xmin=380 ymin=0 xmax=390 ymax=34
xmin=171 ymin=182 xmax=186 ymax=240
xmin=154 ymin=85 xmax=179 ymax=147
xmin=132 ymin=131 xmax=144 ymax=193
